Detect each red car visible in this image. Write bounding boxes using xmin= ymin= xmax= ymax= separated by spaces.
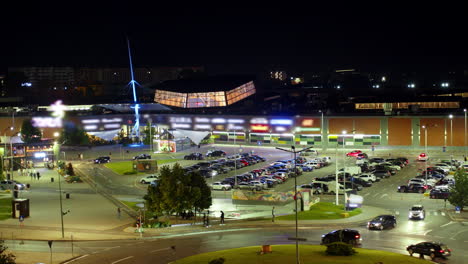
xmin=346 ymin=150 xmax=362 ymax=157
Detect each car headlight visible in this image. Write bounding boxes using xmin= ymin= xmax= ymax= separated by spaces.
xmin=409 ymin=212 xmax=412 ymax=217
xmin=374 ymin=223 xmax=381 ymax=226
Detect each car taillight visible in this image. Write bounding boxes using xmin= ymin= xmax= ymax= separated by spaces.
xmin=355 ymin=235 xmax=360 ymax=239
xmin=424 ymin=185 xmax=428 ymax=189
xmin=439 ymin=250 xmax=444 ymax=253
xmin=448 ymin=249 xmax=452 ymax=252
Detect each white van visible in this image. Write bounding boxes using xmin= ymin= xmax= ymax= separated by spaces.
xmin=311 ymin=180 xmax=353 ymax=195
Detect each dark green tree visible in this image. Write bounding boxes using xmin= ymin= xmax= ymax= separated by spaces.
xmin=60 ymin=122 xmax=90 ymax=145
xmin=0 ymin=240 xmax=16 ymax=264
xmin=144 ymin=163 xmax=212 ymax=217
xmin=20 ymin=119 xmax=42 ymax=144
xmin=448 ymin=169 xmax=468 ymax=211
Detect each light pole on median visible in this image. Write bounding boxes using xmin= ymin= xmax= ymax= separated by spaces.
xmin=422 ymin=125 xmax=428 ymax=184
xmin=465 ymin=109 xmax=467 ymax=158
xmin=449 ymin=114 xmax=453 ymax=147
xmin=342 ymin=130 xmax=347 ymax=210
xmin=275 ymin=145 xmax=313 ymax=264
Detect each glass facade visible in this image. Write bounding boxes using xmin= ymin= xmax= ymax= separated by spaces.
xmin=154 ymin=81 xmax=256 ymax=108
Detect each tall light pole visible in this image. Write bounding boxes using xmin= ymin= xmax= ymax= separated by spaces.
xmin=319 ymin=110 xmax=324 ymax=151
xmin=342 ymin=130 xmax=347 ymax=209
xmin=233 ymin=130 xmax=237 ymax=187
xmin=449 ymin=114 xmax=453 ymax=147
xmin=335 ymin=143 xmax=339 ymax=205
xmin=464 ymin=109 xmax=467 ymax=158
xmin=276 ymin=146 xmax=313 ymax=264
xmin=422 ymin=125 xmax=428 ymax=184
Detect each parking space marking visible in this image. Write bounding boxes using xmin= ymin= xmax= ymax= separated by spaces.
xmin=111 ymin=256 xmax=134 ymax=264
xmin=440 ymin=221 xmax=455 ymax=228
xmin=423 ymin=229 xmax=432 ymax=236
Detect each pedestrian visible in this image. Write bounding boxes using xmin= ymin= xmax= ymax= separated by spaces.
xmin=272 ymin=206 xmax=275 ymax=222
xmin=464 ymin=155 xmax=467 ymax=162
xmin=30 ymin=171 xmax=33 ymax=180
xmin=117 ymin=207 xmax=121 ymax=219
xmin=220 ymin=211 xmax=225 ymax=224
xmin=37 ymin=172 xmax=41 ymax=181
xmin=202 ymin=213 xmax=207 ymax=226
xmin=109 ymin=152 xmax=112 ymax=156
xmin=33 ymin=172 xmax=37 ymax=180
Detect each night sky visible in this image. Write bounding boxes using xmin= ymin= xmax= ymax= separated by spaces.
xmin=3 ymin=4 xmax=468 ymax=74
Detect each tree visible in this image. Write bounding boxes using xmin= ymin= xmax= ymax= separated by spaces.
xmin=144 ymin=163 xmax=212 ymax=217
xmin=60 ymin=122 xmax=89 ymax=146
xmin=0 ymin=240 xmax=16 ymax=264
xmin=20 ymin=119 xmax=42 ymax=144
xmin=448 ymin=169 xmax=468 ymax=211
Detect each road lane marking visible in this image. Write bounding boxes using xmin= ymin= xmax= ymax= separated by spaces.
xmin=103 ymin=246 xmax=121 ymax=251
xmin=423 ymin=230 xmax=432 ymax=236
xmin=450 ymin=229 xmax=468 ymax=240
xmin=111 ymin=256 xmax=134 ymax=264
xmin=63 ymin=254 xmax=89 ymax=263
xmin=380 ymin=194 xmax=388 ymax=199
xmin=440 ymin=221 xmax=455 ymax=228
xmin=364 ymin=193 xmax=370 ymax=197
xmin=151 ymin=247 xmax=170 ymax=253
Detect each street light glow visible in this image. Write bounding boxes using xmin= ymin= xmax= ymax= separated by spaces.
xmin=449 ymin=114 xmax=453 ymax=119
xmin=342 ymin=130 xmax=347 ymax=134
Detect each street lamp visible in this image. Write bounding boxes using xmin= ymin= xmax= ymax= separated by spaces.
xmin=342 ymin=130 xmax=347 ymax=209
xmin=422 ymin=125 xmax=428 ymax=184
xmin=275 ymin=145 xmax=313 ymax=264
xmin=464 ymin=109 xmax=467 ymax=159
xmin=449 ymin=114 xmax=453 ymax=146
xmin=319 ymin=110 xmax=324 ymax=151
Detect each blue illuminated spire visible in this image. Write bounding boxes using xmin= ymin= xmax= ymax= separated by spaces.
xmin=127 ymin=37 xmax=140 ymax=140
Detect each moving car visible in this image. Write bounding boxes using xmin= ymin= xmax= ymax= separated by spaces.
xmin=367 ymin=215 xmax=396 ymax=230
xmin=133 ymin=154 xmax=151 ymax=160
xmin=346 ymin=150 xmax=362 ymax=157
xmin=210 ymin=182 xmax=232 ymax=191
xmin=94 ymin=156 xmax=110 ymax=164
xmin=321 ymin=229 xmax=361 ymax=246
xmin=140 ymin=175 xmax=159 ymax=184
xmin=184 ymin=153 xmax=204 ymax=160
xmin=206 ymin=150 xmax=226 ymax=157
xmin=408 ymin=205 xmax=425 ymax=220
xmin=398 ymin=183 xmax=427 ymax=193
xmin=417 ymin=153 xmax=428 ymax=161
xmin=0 ymin=180 xmax=26 ymax=190
xmin=406 ymin=242 xmax=451 ymax=260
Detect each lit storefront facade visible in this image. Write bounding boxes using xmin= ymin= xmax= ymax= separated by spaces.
xmin=1 ymin=113 xmax=465 ymax=149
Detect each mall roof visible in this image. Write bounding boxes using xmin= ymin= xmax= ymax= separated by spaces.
xmin=153 ymin=75 xmax=255 ymax=93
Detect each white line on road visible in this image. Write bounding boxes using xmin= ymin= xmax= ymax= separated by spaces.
xmin=111 ymin=256 xmax=134 ymax=264
xmin=440 ymin=221 xmax=455 ymax=228
xmin=450 ymin=229 xmax=468 ymax=240
xmin=103 ymin=246 xmax=121 ymax=251
xmin=63 ymin=254 xmax=89 ymax=264
xmin=380 ymin=194 xmax=388 ymax=199
xmin=151 ymin=247 xmax=170 ymax=253
xmin=423 ymin=230 xmax=432 ymax=236
xmin=364 ymin=193 xmax=370 ymax=197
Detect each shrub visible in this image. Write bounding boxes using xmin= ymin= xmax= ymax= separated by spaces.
xmin=325 ymin=242 xmax=357 ymax=256
xmin=209 ymin=257 xmax=225 ymax=264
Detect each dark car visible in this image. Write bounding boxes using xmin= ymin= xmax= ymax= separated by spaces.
xmin=430 ymin=188 xmax=450 ymax=199
xmin=350 ymin=177 xmax=372 ymax=187
xmin=406 ymin=242 xmax=451 ymax=260
xmin=94 ymin=156 xmax=110 ymax=164
xmin=356 ymin=153 xmax=368 ymax=160
xmin=321 ymin=229 xmax=361 ymax=246
xmin=338 ymin=181 xmax=363 ymax=191
xmin=184 ymin=153 xmax=204 ymax=160
xmin=206 ymin=150 xmax=226 ymax=157
xmin=396 ymin=157 xmax=409 ymax=165
xmin=373 ymin=169 xmax=391 ymax=178
xmin=133 ymin=154 xmax=151 ymax=160
xmin=398 ymin=183 xmax=427 ymax=193
xmin=367 ymin=215 xmax=397 ymax=230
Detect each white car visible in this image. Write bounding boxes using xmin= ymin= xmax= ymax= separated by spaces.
xmin=210 ymin=182 xmax=232 ymax=191
xmin=140 ymin=175 xmax=159 ymax=184
xmin=303 ymin=161 xmax=321 ymax=169
xmin=380 ymin=162 xmax=401 ymax=171
xmin=250 ymin=181 xmax=267 ymax=190
xmin=356 ymin=173 xmax=377 ymax=182
xmin=433 ymin=164 xmax=451 ymax=173
xmin=417 ymin=153 xmax=428 ymax=161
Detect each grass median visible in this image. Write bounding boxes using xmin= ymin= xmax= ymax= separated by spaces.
xmin=173 ymin=245 xmax=430 ymax=264
xmin=276 ymin=202 xmax=362 ymax=221
xmin=104 ymin=159 xmax=179 ymax=175
xmin=0 ymin=197 xmax=12 ymax=221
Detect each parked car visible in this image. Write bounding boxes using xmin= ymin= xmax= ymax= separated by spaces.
xmin=430 ymin=188 xmax=450 ymax=199
xmin=300 ymin=149 xmax=319 ymax=156
xmin=206 ymin=150 xmax=226 ymax=157
xmin=356 ymin=153 xmax=368 ymax=160
xmin=373 ymin=170 xmax=391 ymax=178
xmin=321 ymin=229 xmax=361 ymax=246
xmin=94 ymin=156 xmax=110 ymax=164
xmin=355 ymin=173 xmax=377 ymax=182
xmin=398 ymin=184 xmax=427 ymax=193
xmin=140 ymin=175 xmax=159 ymax=184
xmin=0 ymin=180 xmax=26 ymax=190
xmin=184 ymin=153 xmax=204 ymax=160
xmin=350 ymin=177 xmax=372 ymax=187
xmin=406 ymin=242 xmax=451 ymax=260
xmin=133 ymin=154 xmax=151 ymax=160
xmin=367 ymin=215 xmax=397 ymax=230
xmin=235 ymin=182 xmax=262 ymax=191
xmin=210 ymin=182 xmax=232 ymax=191
xmin=417 ymin=153 xmax=428 ymax=161
xmin=408 ymin=205 xmax=425 ymax=220
xmin=346 ymin=150 xmax=362 ymax=157
xmin=298 ymin=184 xmax=323 ymax=194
